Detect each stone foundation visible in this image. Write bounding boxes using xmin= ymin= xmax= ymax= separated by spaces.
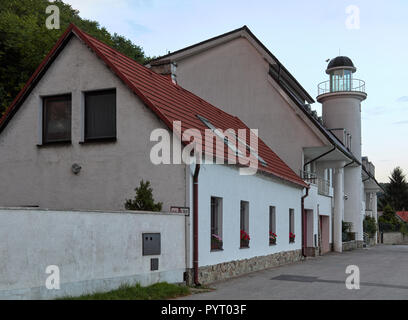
xmin=186 ymin=249 xmax=303 ymax=285
xmin=342 ymin=240 xmax=363 ymax=251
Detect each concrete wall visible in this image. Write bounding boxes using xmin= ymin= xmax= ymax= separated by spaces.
xmin=192 ymin=163 xmax=303 ymax=268
xmin=0 ymin=208 xmax=186 ymax=300
xmin=0 ymin=36 xmax=187 ymax=211
xmin=382 ymin=232 xmax=405 ymax=245
xmin=174 ymin=37 xmax=325 ymax=173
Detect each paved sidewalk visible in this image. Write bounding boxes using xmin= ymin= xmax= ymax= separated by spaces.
xmin=180 ymin=245 xmax=408 ymax=300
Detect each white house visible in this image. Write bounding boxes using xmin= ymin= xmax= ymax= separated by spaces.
xmin=149 ymin=26 xmax=382 ymax=254
xmin=0 ymin=24 xmax=310 ymax=296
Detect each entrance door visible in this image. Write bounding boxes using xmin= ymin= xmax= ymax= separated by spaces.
xmin=320 ymin=215 xmax=330 ymax=254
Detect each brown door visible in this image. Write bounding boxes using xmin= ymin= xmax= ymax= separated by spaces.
xmin=320 ymin=216 xmax=330 ymax=254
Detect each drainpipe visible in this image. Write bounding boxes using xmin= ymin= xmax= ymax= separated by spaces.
xmin=301 ymin=186 xmax=310 ymax=257
xmin=193 ymin=163 xmax=201 ymax=286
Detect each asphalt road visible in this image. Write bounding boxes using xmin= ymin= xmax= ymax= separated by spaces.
xmin=180 ymin=245 xmax=408 ymax=300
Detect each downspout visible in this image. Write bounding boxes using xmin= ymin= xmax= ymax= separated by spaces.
xmin=193 ymin=163 xmax=201 ymax=286
xmin=301 ymin=186 xmax=310 ymax=257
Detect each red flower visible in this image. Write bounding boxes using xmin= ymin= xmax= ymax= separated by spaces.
xmin=240 ymin=230 xmax=250 ymax=241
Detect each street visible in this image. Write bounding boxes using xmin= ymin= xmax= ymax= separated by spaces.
xmin=181 ymin=245 xmax=408 ymax=300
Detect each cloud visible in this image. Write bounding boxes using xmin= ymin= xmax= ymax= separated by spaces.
xmin=396 ymin=96 xmax=408 ymax=103
xmin=393 ymin=120 xmax=408 ymax=125
xmin=363 ymin=106 xmax=387 ymax=118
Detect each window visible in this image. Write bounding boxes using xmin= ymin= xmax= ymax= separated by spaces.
xmin=240 ymin=201 xmax=250 ymax=248
xmin=84 ymin=89 xmax=116 ymax=141
xmin=269 ymin=206 xmax=276 ymax=245
xmin=330 ymin=70 xmax=352 ymax=92
xmin=42 ymin=94 xmax=72 ymax=144
xmin=289 ymin=209 xmax=295 ymax=243
xmin=211 ymin=197 xmax=223 ymax=251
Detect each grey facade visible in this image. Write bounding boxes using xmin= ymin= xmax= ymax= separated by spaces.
xmin=0 ymin=37 xmax=187 ymax=211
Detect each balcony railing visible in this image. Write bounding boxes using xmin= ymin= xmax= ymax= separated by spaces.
xmin=318 ymin=78 xmax=365 ymax=96
xmin=300 ymin=171 xmax=331 ymax=197
xmin=317 ymin=178 xmax=330 ymax=197
xmin=300 ymin=170 xmax=317 ymax=185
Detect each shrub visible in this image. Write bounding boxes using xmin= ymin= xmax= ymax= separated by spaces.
xmin=363 ymin=216 xmax=377 ymax=238
xmin=125 ymin=180 xmax=163 ymax=212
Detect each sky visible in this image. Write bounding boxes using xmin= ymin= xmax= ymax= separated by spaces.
xmin=64 ymin=0 xmax=408 ymax=182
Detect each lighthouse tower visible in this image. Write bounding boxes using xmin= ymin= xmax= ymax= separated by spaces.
xmin=317 ymin=56 xmax=367 ymax=243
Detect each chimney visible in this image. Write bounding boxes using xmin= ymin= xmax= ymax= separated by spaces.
xmin=150 ymin=59 xmax=177 ymax=84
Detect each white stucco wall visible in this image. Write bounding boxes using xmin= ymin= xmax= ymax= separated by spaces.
xmin=0 ymin=209 xmax=186 ymax=300
xmin=191 ymin=163 xmax=303 ymax=267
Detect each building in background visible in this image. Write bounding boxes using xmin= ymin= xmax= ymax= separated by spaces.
xmin=149 ymin=26 xmax=382 ymax=253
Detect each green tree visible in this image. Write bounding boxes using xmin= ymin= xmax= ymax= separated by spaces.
xmin=378 ymin=204 xmax=401 ymax=232
xmin=0 ymin=0 xmax=147 ymax=115
xmin=125 ymin=180 xmax=163 ymax=212
xmin=383 ymin=167 xmax=408 ymax=211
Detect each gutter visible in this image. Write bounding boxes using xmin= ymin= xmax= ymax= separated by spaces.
xmin=303 ymin=146 xmax=336 ymax=171
xmin=344 ymin=159 xmax=355 ymax=168
xmin=193 ymin=163 xmax=201 ymax=286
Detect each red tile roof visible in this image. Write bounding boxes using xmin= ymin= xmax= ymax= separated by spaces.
xmin=0 ymin=24 xmax=307 ymax=188
xmin=396 ymin=211 xmax=408 ymax=223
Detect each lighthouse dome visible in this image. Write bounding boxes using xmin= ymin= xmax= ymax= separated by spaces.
xmin=328 ymin=56 xmax=354 ymax=69
xmin=326 ymin=56 xmax=356 ymax=73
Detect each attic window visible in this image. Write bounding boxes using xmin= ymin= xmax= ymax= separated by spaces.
xmin=197 ymin=115 xmax=243 ymax=157
xmin=84 ymin=89 xmax=116 ymax=141
xmin=42 ymin=94 xmax=72 ymax=144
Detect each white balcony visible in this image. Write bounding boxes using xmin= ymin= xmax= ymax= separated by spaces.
xmin=300 ymin=171 xmax=331 ymax=197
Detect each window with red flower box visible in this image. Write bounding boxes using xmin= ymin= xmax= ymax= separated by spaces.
xmin=211 ymin=197 xmax=223 ymax=251
xmin=269 ymin=206 xmax=276 ymax=245
xmin=289 ymin=209 xmax=295 ymax=243
xmin=240 ymin=201 xmax=250 ymax=248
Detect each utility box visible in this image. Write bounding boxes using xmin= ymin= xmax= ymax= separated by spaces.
xmin=142 ymin=233 xmax=161 ymax=256
xmin=151 ymin=258 xmax=159 ymax=271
